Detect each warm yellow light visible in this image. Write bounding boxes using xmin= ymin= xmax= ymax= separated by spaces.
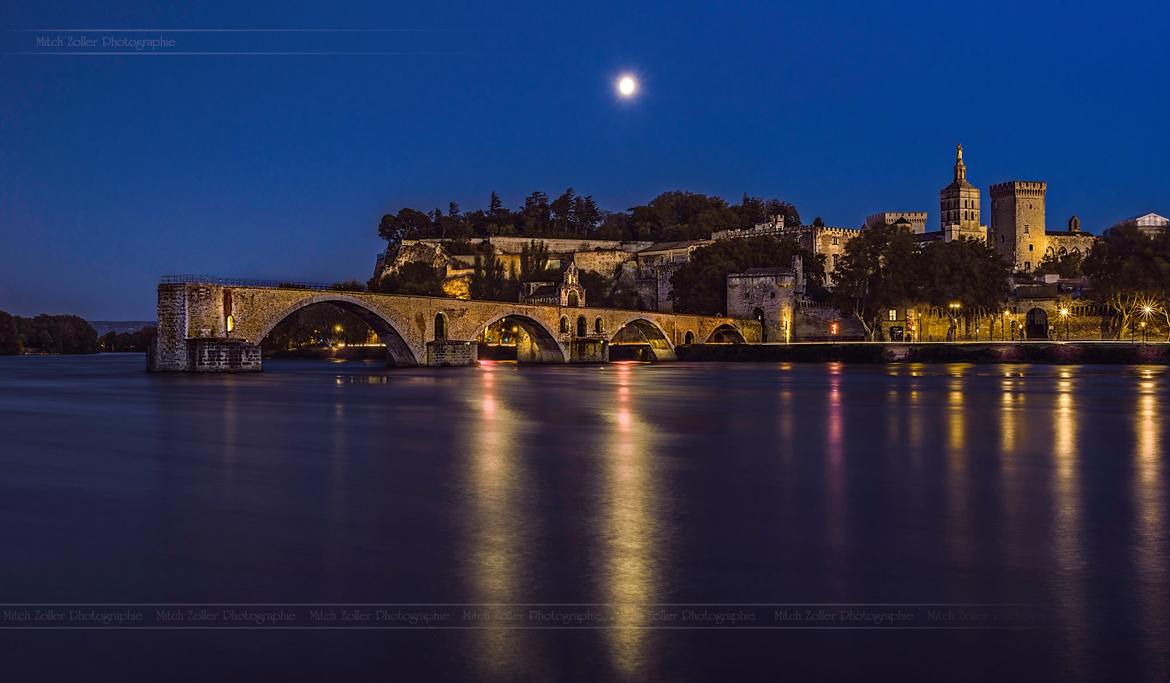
xmin=1059 ymin=307 xmax=1070 ymax=318
xmin=334 ymin=324 xmax=344 ymax=333
xmin=1142 ymin=305 xmax=1154 ymax=316
xmin=617 ymin=75 xmax=638 ymax=97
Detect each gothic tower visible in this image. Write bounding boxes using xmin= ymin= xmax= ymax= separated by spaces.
xmin=989 ymin=181 xmax=1047 ymax=273
xmin=939 ymin=144 xmax=986 ymax=241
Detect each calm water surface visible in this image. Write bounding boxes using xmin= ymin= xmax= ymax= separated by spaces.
xmin=0 ymin=355 xmax=1167 ymax=681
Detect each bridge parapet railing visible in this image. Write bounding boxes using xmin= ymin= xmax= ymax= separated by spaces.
xmin=161 ymin=275 xmax=334 ymax=291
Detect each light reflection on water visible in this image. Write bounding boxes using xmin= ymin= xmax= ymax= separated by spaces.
xmin=1134 ymin=368 xmax=1166 ymax=681
xmin=601 ymin=361 xmax=662 ymax=676
xmin=0 ymin=356 xmax=1167 ymax=679
xmin=462 ymin=362 xmax=527 ymax=675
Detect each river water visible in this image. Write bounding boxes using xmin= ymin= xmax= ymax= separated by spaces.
xmin=0 ymin=355 xmax=1166 ymax=681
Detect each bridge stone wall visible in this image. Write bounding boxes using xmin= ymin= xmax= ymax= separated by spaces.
xmin=149 ymin=282 xmax=760 ymax=372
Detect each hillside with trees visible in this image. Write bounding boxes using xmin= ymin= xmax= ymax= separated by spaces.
xmin=377 ymin=190 xmax=800 ymax=246
xmin=0 ymin=312 xmax=99 ymax=355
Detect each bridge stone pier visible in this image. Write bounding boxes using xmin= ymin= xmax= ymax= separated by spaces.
xmin=148 ymin=277 xmax=761 ymax=372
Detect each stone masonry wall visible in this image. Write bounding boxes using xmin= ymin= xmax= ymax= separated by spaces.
xmin=150 ymin=282 xmax=761 ymax=371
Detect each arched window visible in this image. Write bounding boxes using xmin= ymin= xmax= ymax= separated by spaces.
xmin=559 ymin=315 xmax=569 ymax=334
xmin=684 ymin=330 xmax=695 ymax=345
xmin=567 ymin=291 xmax=580 ymax=308
xmin=225 ymin=315 xmax=235 ymax=334
xmin=594 ymin=317 xmax=604 ymax=334
xmin=576 ymin=315 xmax=587 ymax=337
xmin=434 ymin=313 xmax=447 ymax=340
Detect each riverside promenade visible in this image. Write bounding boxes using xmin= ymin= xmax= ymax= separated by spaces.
xmin=678 ymin=341 xmax=1170 ymax=364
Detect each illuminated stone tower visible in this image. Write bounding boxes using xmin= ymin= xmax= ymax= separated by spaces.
xmin=939 ymin=144 xmax=986 ymax=241
xmin=989 ymin=180 xmax=1047 ymax=272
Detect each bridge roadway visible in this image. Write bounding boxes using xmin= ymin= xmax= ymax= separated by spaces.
xmin=148 ymin=277 xmax=762 ymax=372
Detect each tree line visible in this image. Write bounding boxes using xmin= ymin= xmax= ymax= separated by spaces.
xmin=1082 ymin=225 xmax=1170 ymax=338
xmin=830 ymin=225 xmax=1011 ymax=339
xmin=0 ymin=312 xmax=100 ymax=355
xmin=99 ymin=326 xmax=157 ymax=352
xmin=377 ymin=190 xmax=800 ymax=245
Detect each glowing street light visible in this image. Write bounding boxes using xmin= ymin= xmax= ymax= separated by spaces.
xmin=1058 ymin=306 xmax=1070 ymax=341
xmin=947 ymin=302 xmax=961 ymax=342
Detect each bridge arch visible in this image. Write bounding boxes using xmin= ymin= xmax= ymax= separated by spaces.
xmin=609 ymin=317 xmax=676 ymax=361
xmin=706 ymin=323 xmax=747 ymax=344
xmin=252 ymin=294 xmax=420 ymax=366
xmin=473 ymin=313 xmax=566 ymax=363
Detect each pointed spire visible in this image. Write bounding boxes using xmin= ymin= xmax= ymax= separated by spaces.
xmin=954 ymin=143 xmax=967 ymax=182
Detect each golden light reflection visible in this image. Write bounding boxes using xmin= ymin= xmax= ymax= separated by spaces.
xmin=463 ymin=363 xmax=526 ymax=674
xmin=826 ymin=363 xmax=846 ymax=586
xmin=603 ymin=362 xmax=661 ymax=676
xmin=907 ymin=380 xmax=923 ymax=465
xmin=944 ymin=367 xmax=971 ymax=566
xmin=1051 ymin=367 xmax=1086 ymax=676
xmin=1134 ymin=368 xmax=1166 ymax=680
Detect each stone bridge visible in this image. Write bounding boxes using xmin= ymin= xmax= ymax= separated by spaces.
xmin=148 ymin=277 xmax=762 ymax=372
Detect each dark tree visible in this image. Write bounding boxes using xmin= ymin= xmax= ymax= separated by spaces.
xmin=518 ymin=240 xmax=556 ymax=282
xmin=520 ymin=191 xmax=551 ymax=235
xmin=831 ymin=223 xmax=919 ymax=340
xmin=1083 ymin=225 xmax=1170 ymax=338
xmin=470 ymin=243 xmax=509 ymax=301
xmin=15 ymin=314 xmax=98 ymax=354
xmin=0 ymin=311 xmax=22 ymax=355
xmin=99 ymin=326 xmax=157 ymax=352
xmin=550 ymin=188 xmax=578 ymax=235
xmin=915 ymin=238 xmax=1012 ymax=337
xmin=378 ymin=208 xmax=433 ymax=243
xmin=1034 ymin=250 xmax=1085 ymax=278
xmin=669 ymin=237 xmax=821 ymax=315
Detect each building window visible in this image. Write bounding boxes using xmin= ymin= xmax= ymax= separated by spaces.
xmin=1024 ymin=261 xmax=1031 ymax=272
xmin=434 ymin=313 xmax=447 ymax=340
xmin=888 ymin=309 xmax=897 ymax=321
xmin=225 ymin=315 xmax=235 ymax=333
xmin=831 ymin=237 xmax=839 ymax=246
xmin=559 ymin=316 xmax=569 ymax=334
xmin=567 ymin=290 xmax=580 ymax=307
xmin=576 ymin=315 xmax=587 ymax=337
xmin=1028 ymin=244 xmax=1034 ymax=252
xmin=594 ymin=317 xmax=604 ymax=334
xmin=1024 ymin=225 xmax=1030 ymax=234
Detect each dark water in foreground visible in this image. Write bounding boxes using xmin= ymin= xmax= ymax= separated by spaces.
xmin=0 ymin=355 xmax=1167 ymax=681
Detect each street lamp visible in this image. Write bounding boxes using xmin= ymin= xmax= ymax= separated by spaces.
xmin=948 ymin=302 xmax=962 ymax=342
xmin=1003 ymin=309 xmax=1011 ymax=341
xmin=1141 ymin=320 xmax=1148 ymax=344
xmin=1058 ymin=306 xmax=1070 ymax=341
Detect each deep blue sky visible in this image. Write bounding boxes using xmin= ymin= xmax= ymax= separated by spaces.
xmin=2 ymin=1 xmax=1168 ymax=319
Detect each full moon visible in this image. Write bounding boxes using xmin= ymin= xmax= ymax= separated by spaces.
xmin=617 ymin=75 xmax=638 ymax=98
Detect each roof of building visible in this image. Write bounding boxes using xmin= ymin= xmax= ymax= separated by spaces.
xmin=1114 ymin=212 xmax=1169 ymax=227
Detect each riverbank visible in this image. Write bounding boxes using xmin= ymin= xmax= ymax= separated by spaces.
xmin=677 ymin=341 xmax=1170 ymax=364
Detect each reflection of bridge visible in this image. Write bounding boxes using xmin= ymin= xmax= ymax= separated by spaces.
xmin=148 ymin=277 xmax=761 ymax=372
